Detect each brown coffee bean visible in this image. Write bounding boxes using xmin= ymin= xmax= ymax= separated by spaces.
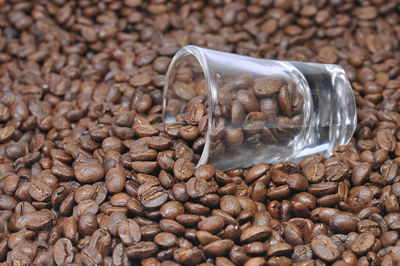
xmin=219 ymin=195 xmax=241 ymax=217
xmin=154 ymin=232 xmax=178 ymax=248
xmin=0 ymin=1 xmax=399 ymax=265
xmin=105 ymin=168 xmax=126 ymax=193
xmin=311 ymin=234 xmax=340 ymax=262
xmin=174 ymin=158 xmax=195 ymax=181
xmin=198 ymin=216 xmax=224 ymax=234
xmin=160 ymin=201 xmax=184 ymax=219
xmin=376 ymin=130 xmax=396 ymax=152
xmin=292 ymin=245 xmax=313 ymax=263
xmin=351 ymin=162 xmax=372 ymax=186
xmin=54 ymin=238 xmax=74 ymax=265
xmin=240 ymin=226 xmax=272 ymax=244
xmin=0 ymin=126 xmax=15 ymax=143
xmin=380 ymin=231 xmax=399 ymax=248
xmin=308 ymin=182 xmax=338 ymax=197
xmin=330 ymin=213 xmax=357 ymax=234
xmin=282 ymin=222 xmax=303 ymax=246
xmin=75 ymin=162 xmax=105 ymax=183
xmin=173 ymin=247 xmax=203 ymax=265
xmin=351 ymin=233 xmax=375 ymax=256
xmin=78 ymin=213 xmax=98 ymax=236
xmin=118 ymin=219 xmax=141 ymax=245
xmin=26 ymin=209 xmax=55 ymax=230
xmin=138 ymin=181 xmax=168 ymax=209
xmin=29 ymin=181 xmax=52 ymax=202
xmin=160 ymin=219 xmax=185 ymax=236
xmin=267 ymin=242 xmax=293 ymax=257
xmin=287 ymin=173 xmax=309 ymax=191
xmin=186 ymin=177 xmax=208 ymax=199
xmin=254 ymin=77 xmax=285 ymax=97
xmin=203 ymin=239 xmax=234 ymax=257
xmin=127 ymin=241 xmax=158 ymax=259
xmin=237 ymin=90 xmax=259 ymax=112
xmin=303 ymin=163 xmax=325 ymax=183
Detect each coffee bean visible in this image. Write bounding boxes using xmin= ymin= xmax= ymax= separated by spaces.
xmin=380 ymin=231 xmax=399 ymax=248
xmin=127 ymin=241 xmax=158 ymax=259
xmin=292 ymin=245 xmax=313 ymax=262
xmin=254 ymin=77 xmax=285 ymax=97
xmin=186 ymin=177 xmax=208 ymax=199
xmin=203 ymin=239 xmax=234 ymax=257
xmin=198 ymin=216 xmax=224 ymax=234
xmin=330 ymin=213 xmax=357 ymax=234
xmin=118 ymin=219 xmax=141 ymax=245
xmin=154 ymin=232 xmax=178 ymax=248
xmin=311 ymin=234 xmax=340 ymax=262
xmin=240 ymin=226 xmax=272 ymax=244
xmin=308 ymin=182 xmax=338 ymax=197
xmin=303 ymin=163 xmax=325 ymax=183
xmin=75 ymin=162 xmax=105 ymax=183
xmin=282 ymin=222 xmax=303 ymax=246
xmin=105 ymin=168 xmax=126 ymax=193
xmin=351 ymin=233 xmax=375 ymax=256
xmin=138 ymin=181 xmax=169 ymax=209
xmin=173 ymin=247 xmax=203 ymax=265
xmin=219 ymin=195 xmax=241 ymax=217
xmin=0 ymin=126 xmax=15 ymax=143
xmin=376 ymin=130 xmax=396 ymax=152
xmin=173 ymin=158 xmax=195 ymax=181
xmin=287 ymin=173 xmax=309 ymax=191
xmin=78 ymin=213 xmax=98 ymax=236
xmin=54 ymin=238 xmax=74 ymax=264
xmin=267 ymin=242 xmax=293 ymax=257
xmin=26 ymin=209 xmax=55 ymax=230
xmin=160 ymin=219 xmax=185 ymax=236
xmin=160 ymin=201 xmax=184 ymax=219
xmin=29 ymin=181 xmax=52 ymax=202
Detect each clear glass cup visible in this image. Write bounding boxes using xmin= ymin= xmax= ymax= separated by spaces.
xmin=163 ymin=45 xmax=357 ymax=170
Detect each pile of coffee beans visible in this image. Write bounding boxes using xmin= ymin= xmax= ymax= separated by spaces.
xmin=0 ymin=0 xmax=399 ymax=265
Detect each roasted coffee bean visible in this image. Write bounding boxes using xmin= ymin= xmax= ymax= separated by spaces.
xmin=330 ymin=213 xmax=357 ymax=234
xmin=303 ymin=163 xmax=325 ymax=183
xmin=173 ymin=158 xmax=195 ymax=181
xmin=203 ymin=239 xmax=235 ymax=257
xmin=78 ymin=213 xmax=98 ymax=236
xmin=254 ymin=77 xmax=285 ymax=97
xmin=127 ymin=241 xmax=159 ymax=259
xmin=118 ymin=219 xmax=141 ymax=245
xmin=29 ymin=181 xmax=53 ymax=202
xmin=154 ymin=232 xmax=178 ymax=248
xmin=138 ymin=181 xmax=169 ymax=209
xmin=186 ymin=177 xmax=208 ymax=199
xmin=75 ymin=162 xmax=105 ymax=183
xmin=54 ymin=238 xmax=74 ymax=264
xmin=351 ymin=233 xmax=375 ymax=256
xmin=267 ymin=242 xmax=293 ymax=257
xmin=240 ymin=226 xmax=272 ymax=244
xmin=198 ymin=216 xmax=224 ymax=234
xmin=173 ymin=247 xmax=203 ymax=265
xmin=105 ymin=168 xmax=126 ymax=193
xmin=311 ymin=234 xmax=340 ymax=263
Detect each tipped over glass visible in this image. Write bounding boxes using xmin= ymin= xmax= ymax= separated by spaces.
xmin=163 ymin=45 xmax=357 ymax=170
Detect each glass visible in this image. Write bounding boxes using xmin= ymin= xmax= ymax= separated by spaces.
xmin=163 ymin=45 xmax=357 ymax=170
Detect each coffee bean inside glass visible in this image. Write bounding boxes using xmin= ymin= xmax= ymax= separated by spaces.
xmin=163 ymin=45 xmax=357 ymax=170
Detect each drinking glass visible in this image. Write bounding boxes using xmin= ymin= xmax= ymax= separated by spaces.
xmin=163 ymin=45 xmax=357 ymax=170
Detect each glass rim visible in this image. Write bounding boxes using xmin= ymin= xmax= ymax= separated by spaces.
xmin=163 ymin=45 xmax=214 ymax=167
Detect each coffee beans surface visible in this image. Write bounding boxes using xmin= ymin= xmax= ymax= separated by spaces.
xmin=0 ymin=0 xmax=399 ymax=265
